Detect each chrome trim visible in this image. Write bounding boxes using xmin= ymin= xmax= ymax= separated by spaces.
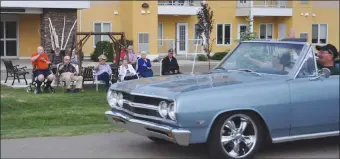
xmin=105 ymin=110 xmax=191 ymax=146
xmin=123 ymin=99 xmax=158 ymax=110
xmin=293 ymin=45 xmax=314 ymax=79
xmin=113 ymin=106 xmax=165 ymax=121
xmin=130 ymin=92 xmax=171 ymax=100
xmin=272 ymin=131 xmax=339 ymax=143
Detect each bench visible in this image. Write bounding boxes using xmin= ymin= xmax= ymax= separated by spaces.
xmin=2 ymin=59 xmax=29 ymax=85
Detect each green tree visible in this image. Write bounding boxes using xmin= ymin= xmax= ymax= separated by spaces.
xmin=196 ymin=2 xmax=214 ymax=70
xmin=236 ymin=11 xmax=257 ymax=42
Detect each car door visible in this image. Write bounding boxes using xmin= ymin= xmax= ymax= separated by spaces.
xmin=288 ymin=48 xmax=339 ymax=136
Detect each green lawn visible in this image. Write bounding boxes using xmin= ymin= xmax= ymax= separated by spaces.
xmin=0 ymin=85 xmax=124 ymax=139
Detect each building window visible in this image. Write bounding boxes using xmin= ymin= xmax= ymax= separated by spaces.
xmin=216 ymin=23 xmax=231 ymax=45
xmin=301 ymin=0 xmax=308 ymax=4
xmin=158 ymin=23 xmax=163 ymax=46
xmin=259 ymin=24 xmax=273 ymax=39
xmin=138 ymin=33 xmax=149 ymax=52
xmin=1 ymin=21 xmax=18 ymax=57
xmin=93 ymin=22 xmax=111 ymax=47
xmin=312 ymin=24 xmax=327 ymax=44
xmin=239 ymin=0 xmax=246 ymax=3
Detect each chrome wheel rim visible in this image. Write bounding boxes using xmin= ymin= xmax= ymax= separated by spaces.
xmin=220 ymin=114 xmax=257 ymax=158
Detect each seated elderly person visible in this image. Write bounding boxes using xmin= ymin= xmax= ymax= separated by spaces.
xmin=119 ymin=59 xmax=138 ymax=81
xmin=58 ymin=56 xmax=83 ymax=93
xmin=94 ymin=55 xmax=112 ymax=89
xmin=162 ymin=48 xmax=181 ymax=75
xmin=31 ymin=46 xmax=55 ymax=94
xmin=70 ymin=49 xmax=79 ymax=64
xmin=137 ymin=51 xmax=153 ymax=77
xmin=50 ymin=47 xmax=63 ymax=74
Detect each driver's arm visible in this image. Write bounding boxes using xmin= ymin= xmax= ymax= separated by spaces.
xmin=245 ymin=56 xmax=267 ymax=67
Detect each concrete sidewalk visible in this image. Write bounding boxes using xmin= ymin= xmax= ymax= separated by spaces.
xmin=1 ymin=59 xmax=220 ymax=71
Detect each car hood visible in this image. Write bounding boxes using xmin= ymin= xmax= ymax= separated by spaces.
xmin=110 ymin=71 xmax=288 ymax=99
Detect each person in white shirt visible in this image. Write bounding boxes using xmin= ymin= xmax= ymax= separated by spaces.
xmin=119 ymin=59 xmax=138 ymax=81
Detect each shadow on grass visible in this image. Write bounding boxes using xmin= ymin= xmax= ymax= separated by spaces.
xmin=1 ymin=85 xmax=124 ymax=139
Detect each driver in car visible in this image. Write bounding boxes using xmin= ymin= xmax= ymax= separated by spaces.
xmin=316 ymin=44 xmax=339 ymax=75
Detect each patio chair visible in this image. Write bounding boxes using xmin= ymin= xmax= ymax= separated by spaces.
xmin=82 ymin=66 xmax=95 ymax=85
xmin=2 ymin=59 xmax=29 ymax=85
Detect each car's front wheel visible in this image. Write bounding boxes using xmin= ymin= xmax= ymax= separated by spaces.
xmin=208 ymin=112 xmax=264 ymax=159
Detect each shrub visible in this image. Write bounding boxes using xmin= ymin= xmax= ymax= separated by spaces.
xmin=197 ymin=54 xmax=208 ymax=61
xmin=90 ymin=39 xmax=134 ymax=62
xmin=91 ymin=41 xmax=115 ymax=62
xmin=212 ymin=51 xmax=229 ymax=60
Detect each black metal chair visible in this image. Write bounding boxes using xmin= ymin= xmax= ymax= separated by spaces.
xmin=2 ymin=59 xmax=29 ymax=85
xmin=82 ymin=66 xmax=95 ymax=85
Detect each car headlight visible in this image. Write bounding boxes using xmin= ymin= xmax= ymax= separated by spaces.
xmin=168 ymin=103 xmax=176 ymax=120
xmin=117 ymin=92 xmax=124 ymax=107
xmin=107 ymin=91 xmax=117 ymax=108
xmin=158 ymin=101 xmax=168 ymax=118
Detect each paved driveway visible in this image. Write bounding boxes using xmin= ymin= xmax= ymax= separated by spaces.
xmin=1 ymin=132 xmax=339 ymax=158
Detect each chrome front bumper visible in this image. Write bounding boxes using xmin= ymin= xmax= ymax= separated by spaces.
xmin=105 ymin=110 xmax=191 ymax=146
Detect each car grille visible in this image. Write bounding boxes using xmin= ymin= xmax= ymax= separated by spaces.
xmin=115 ymin=91 xmax=171 ymax=120
xmin=121 ymin=92 xmax=164 ymax=106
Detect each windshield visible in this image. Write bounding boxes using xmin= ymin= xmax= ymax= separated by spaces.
xmin=217 ymin=42 xmax=305 ymax=75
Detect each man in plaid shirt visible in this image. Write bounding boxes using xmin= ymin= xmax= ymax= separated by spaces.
xmin=58 ymin=56 xmax=83 ymax=93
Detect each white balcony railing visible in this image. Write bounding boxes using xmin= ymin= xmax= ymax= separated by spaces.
xmin=157 ymin=39 xmax=175 ymax=54
xmin=237 ymin=1 xmax=292 ymax=8
xmin=158 ymin=0 xmax=201 ymax=6
xmin=157 ymin=39 xmax=204 ymax=56
xmin=187 ymin=39 xmax=204 ymax=54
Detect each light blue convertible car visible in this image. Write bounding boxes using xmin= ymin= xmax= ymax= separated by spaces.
xmin=105 ymin=41 xmax=339 ymax=159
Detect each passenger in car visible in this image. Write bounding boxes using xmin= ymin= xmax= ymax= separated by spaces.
xmin=316 ymin=44 xmax=339 ymax=75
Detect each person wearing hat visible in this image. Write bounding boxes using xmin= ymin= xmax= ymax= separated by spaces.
xmin=94 ymin=55 xmax=112 ymax=89
xmin=162 ymin=48 xmax=180 ymax=75
xmin=316 ymin=44 xmax=339 ymax=75
xmin=137 ymin=51 xmax=153 ymax=77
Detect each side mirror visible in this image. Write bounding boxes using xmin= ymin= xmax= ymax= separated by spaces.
xmin=309 ymin=68 xmax=331 ymax=81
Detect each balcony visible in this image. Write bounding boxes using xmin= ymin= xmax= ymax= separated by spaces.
xmin=236 ymin=1 xmax=293 ymax=17
xmin=158 ymin=0 xmax=202 ymax=16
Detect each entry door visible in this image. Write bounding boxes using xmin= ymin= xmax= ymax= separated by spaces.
xmin=0 ymin=21 xmax=18 ymax=57
xmin=278 ymin=23 xmax=286 ymax=40
xmin=176 ymin=23 xmax=188 ymax=54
